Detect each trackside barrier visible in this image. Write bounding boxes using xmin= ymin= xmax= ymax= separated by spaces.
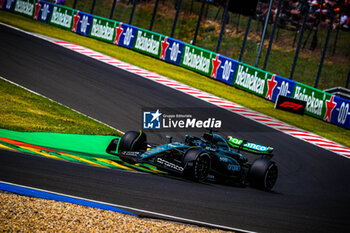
xmin=2 ymin=0 xmax=349 ymax=129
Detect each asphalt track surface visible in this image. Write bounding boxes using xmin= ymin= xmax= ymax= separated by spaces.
xmin=1 ymin=24 xmax=349 ymax=233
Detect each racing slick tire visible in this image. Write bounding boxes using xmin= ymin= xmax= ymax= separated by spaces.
xmin=118 ymin=130 xmax=147 ymax=152
xmin=183 ymin=148 xmax=211 ymax=182
xmin=249 ymin=158 xmax=278 ymax=191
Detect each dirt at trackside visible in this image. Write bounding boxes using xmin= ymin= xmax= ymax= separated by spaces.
xmin=0 ymin=191 xmax=232 ymax=232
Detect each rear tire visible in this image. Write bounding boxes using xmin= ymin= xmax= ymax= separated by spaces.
xmin=118 ymin=130 xmax=147 ymax=152
xmin=183 ymin=148 xmax=211 ymax=182
xmin=249 ymin=158 xmax=278 ymax=191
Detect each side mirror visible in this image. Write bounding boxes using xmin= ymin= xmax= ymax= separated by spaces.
xmin=166 ymin=135 xmax=173 ymax=143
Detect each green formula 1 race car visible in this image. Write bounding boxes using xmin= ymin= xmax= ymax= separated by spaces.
xmin=106 ymin=130 xmax=278 ymax=191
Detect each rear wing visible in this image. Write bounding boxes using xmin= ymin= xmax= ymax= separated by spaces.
xmin=227 ymin=136 xmax=274 ymax=156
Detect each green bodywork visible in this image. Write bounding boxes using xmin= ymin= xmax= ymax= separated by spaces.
xmin=227 ymin=136 xmax=273 ymax=155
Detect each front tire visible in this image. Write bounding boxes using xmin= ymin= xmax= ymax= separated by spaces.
xmin=183 ymin=148 xmax=211 ymax=182
xmin=118 ymin=130 xmax=147 ymax=152
xmin=249 ymin=158 xmax=278 ymax=191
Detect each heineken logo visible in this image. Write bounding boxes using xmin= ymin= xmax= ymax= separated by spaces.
xmin=169 ymin=41 xmax=181 ymax=62
xmin=294 ymin=86 xmax=324 ymax=116
xmin=235 ymin=65 xmax=265 ymax=95
xmin=51 ymin=6 xmax=72 ymax=28
xmin=114 ymin=23 xmax=123 ymax=45
xmin=8 ymin=0 xmax=15 ymax=10
xmin=15 ymin=0 xmax=34 ymax=16
xmin=134 ymin=31 xmax=160 ymax=56
xmin=182 ymin=46 xmax=210 ymax=73
xmin=80 ymin=15 xmax=90 ymax=35
xmin=265 ymin=75 xmax=277 ymax=100
xmin=324 ymin=95 xmax=336 ymax=122
xmin=211 ymin=54 xmax=221 ymax=79
xmin=123 ymin=27 xmax=134 ymax=46
xmin=34 ymin=0 xmax=41 ymax=20
xmin=41 ymin=3 xmax=50 ymax=21
xmin=7 ymin=0 xmax=15 ymax=10
xmin=4 ymin=0 xmax=15 ymax=10
xmin=335 ymin=100 xmax=349 ymax=125
xmin=90 ymin=18 xmax=114 ymax=41
xmin=278 ymin=80 xmax=292 ymax=97
xmin=220 ymin=59 xmax=234 ymax=82
xmin=160 ymin=37 xmax=169 ymax=60
xmin=72 ymin=11 xmax=80 ymax=32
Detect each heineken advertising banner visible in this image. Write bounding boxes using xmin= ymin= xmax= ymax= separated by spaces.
xmin=72 ymin=11 xmax=93 ymax=37
xmin=1 ymin=0 xmax=16 ymax=11
xmin=133 ymin=28 xmax=163 ymax=58
xmin=214 ymin=55 xmax=238 ymax=85
xmin=266 ymin=74 xmax=297 ymax=102
xmin=233 ymin=63 xmax=270 ymax=98
xmin=180 ymin=44 xmax=215 ymax=77
xmin=33 ymin=0 xmax=53 ymax=23
xmin=160 ymin=37 xmax=185 ymax=66
xmin=49 ymin=4 xmax=74 ymax=30
xmin=14 ymin=0 xmax=35 ymax=17
xmin=114 ymin=23 xmax=138 ymax=49
xmin=292 ymin=83 xmax=350 ymax=128
xmin=89 ymin=15 xmax=116 ymax=43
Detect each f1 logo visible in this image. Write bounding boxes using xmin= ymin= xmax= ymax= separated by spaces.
xmin=279 ymin=101 xmax=304 ymax=110
xmin=275 ymin=95 xmax=306 ymax=115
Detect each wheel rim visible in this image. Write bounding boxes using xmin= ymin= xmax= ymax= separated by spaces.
xmin=196 ymin=154 xmax=211 ymax=181
xmin=265 ymin=165 xmax=278 ymax=190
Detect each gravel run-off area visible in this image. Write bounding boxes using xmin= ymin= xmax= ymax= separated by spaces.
xmin=0 ymin=191 xmax=232 ymax=232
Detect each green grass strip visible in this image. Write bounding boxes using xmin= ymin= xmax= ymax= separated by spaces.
xmin=0 ymin=77 xmax=121 ymax=136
